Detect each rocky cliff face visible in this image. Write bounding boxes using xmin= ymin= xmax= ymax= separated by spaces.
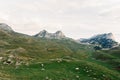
xmin=0 ymin=23 xmax=13 ymax=32
xmin=79 ymin=33 xmax=119 ymax=48
xmin=34 ymin=30 xmax=66 ymax=39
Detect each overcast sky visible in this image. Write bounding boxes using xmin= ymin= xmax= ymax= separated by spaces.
xmin=0 ymin=0 xmax=120 ymax=42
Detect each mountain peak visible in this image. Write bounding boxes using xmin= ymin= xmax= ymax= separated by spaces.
xmin=55 ymin=30 xmax=62 ymax=33
xmin=80 ymin=33 xmax=118 ymax=48
xmin=40 ymin=30 xmax=48 ymax=34
xmin=107 ymin=33 xmax=115 ymax=40
xmin=55 ymin=30 xmax=65 ymax=37
xmin=34 ymin=30 xmax=66 ymax=39
xmin=41 ymin=30 xmax=48 ymax=33
xmin=0 ymin=23 xmax=13 ymax=32
xmin=91 ymin=33 xmax=115 ymax=41
xmin=108 ymin=32 xmax=113 ymax=35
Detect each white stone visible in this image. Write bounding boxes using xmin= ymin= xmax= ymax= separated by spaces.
xmin=75 ymin=67 xmax=79 ymax=70
xmin=0 ymin=57 xmax=3 ymax=60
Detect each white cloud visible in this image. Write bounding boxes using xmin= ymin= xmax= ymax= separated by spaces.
xmin=0 ymin=0 xmax=120 ymax=42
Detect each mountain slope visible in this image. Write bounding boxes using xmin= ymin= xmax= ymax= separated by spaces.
xmin=79 ymin=33 xmax=119 ymax=48
xmin=0 ymin=24 xmax=120 ymax=80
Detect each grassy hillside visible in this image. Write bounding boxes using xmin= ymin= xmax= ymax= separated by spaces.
xmin=0 ymin=31 xmax=120 ymax=80
xmin=92 ymin=47 xmax=120 ymax=73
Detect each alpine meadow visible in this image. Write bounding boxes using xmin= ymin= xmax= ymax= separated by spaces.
xmin=0 ymin=0 xmax=120 ymax=80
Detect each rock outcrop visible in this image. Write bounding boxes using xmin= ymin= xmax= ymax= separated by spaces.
xmin=79 ymin=33 xmax=119 ymax=48
xmin=0 ymin=23 xmax=13 ymax=32
xmin=34 ymin=30 xmax=66 ymax=39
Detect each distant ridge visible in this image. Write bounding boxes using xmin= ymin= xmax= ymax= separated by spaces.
xmin=34 ymin=30 xmax=66 ymax=39
xmin=79 ymin=33 xmax=119 ymax=48
xmin=0 ymin=23 xmax=119 ymax=49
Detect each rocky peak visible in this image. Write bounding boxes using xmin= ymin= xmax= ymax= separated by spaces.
xmin=0 ymin=23 xmax=13 ymax=32
xmin=55 ymin=31 xmax=65 ymax=38
xmin=80 ymin=33 xmax=118 ymax=49
xmin=34 ymin=30 xmax=48 ymax=37
xmin=34 ymin=30 xmax=66 ymax=39
xmin=55 ymin=31 xmax=63 ymax=34
xmin=91 ymin=33 xmax=115 ymax=40
xmin=106 ymin=33 xmax=115 ymax=40
xmin=40 ymin=30 xmax=48 ymax=34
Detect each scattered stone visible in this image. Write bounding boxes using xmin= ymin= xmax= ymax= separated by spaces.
xmin=75 ymin=67 xmax=79 ymax=70
xmin=3 ymin=59 xmax=13 ymax=65
xmin=83 ymin=69 xmax=86 ymax=71
xmin=103 ymin=74 xmax=105 ymax=77
xmin=41 ymin=68 xmax=45 ymax=71
xmin=88 ymin=75 xmax=90 ymax=77
xmin=76 ymin=75 xmax=79 ymax=78
xmin=45 ymin=76 xmax=49 ymax=80
xmin=0 ymin=57 xmax=3 ymax=60
xmin=85 ymin=67 xmax=88 ymax=69
xmin=41 ymin=64 xmax=44 ymax=67
xmin=89 ymin=70 xmax=92 ymax=72
xmin=93 ymin=73 xmax=96 ymax=75
xmin=9 ymin=55 xmax=14 ymax=58
xmin=15 ymin=61 xmax=21 ymax=66
xmin=86 ymin=71 xmax=89 ymax=73
xmin=56 ymin=58 xmax=62 ymax=63
xmin=25 ymin=62 xmax=29 ymax=66
xmin=93 ymin=78 xmax=97 ymax=80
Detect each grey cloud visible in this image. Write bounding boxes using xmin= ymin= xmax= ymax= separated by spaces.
xmin=0 ymin=0 xmax=120 ymax=42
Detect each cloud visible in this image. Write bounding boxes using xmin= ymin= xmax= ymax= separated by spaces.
xmin=0 ymin=0 xmax=120 ymax=42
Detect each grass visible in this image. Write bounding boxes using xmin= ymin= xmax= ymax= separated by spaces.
xmin=0 ymin=31 xmax=120 ymax=80
xmin=1 ymin=60 xmax=120 ymax=80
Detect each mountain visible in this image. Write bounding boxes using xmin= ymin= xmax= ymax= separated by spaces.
xmin=34 ymin=30 xmax=66 ymax=39
xmin=0 ymin=23 xmax=13 ymax=32
xmin=79 ymin=33 xmax=119 ymax=48
xmin=0 ymin=24 xmax=120 ymax=80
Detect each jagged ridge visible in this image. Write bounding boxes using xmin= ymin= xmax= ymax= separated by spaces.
xmin=34 ymin=30 xmax=66 ymax=39
xmin=0 ymin=23 xmax=13 ymax=32
xmin=79 ymin=33 xmax=119 ymax=48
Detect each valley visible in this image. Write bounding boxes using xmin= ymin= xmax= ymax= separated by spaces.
xmin=0 ymin=23 xmax=120 ymax=80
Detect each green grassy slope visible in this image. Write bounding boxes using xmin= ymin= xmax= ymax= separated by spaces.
xmin=0 ymin=31 xmax=120 ymax=80
xmin=92 ymin=47 xmax=120 ymax=73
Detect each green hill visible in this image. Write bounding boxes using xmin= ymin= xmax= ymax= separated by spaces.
xmin=0 ymin=29 xmax=120 ymax=80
